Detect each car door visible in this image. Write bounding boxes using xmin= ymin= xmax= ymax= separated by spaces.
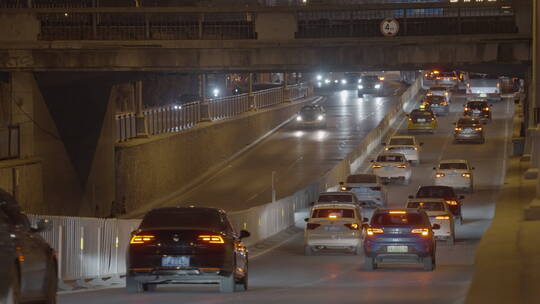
xmin=1 ymin=205 xmax=48 ymax=301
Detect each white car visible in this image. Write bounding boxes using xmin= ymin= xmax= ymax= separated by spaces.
xmin=433 ymin=159 xmax=474 ymax=193
xmin=427 ymin=86 xmax=451 ymax=103
xmin=304 ymin=204 xmax=365 ymax=255
xmin=383 ymin=135 xmax=423 ymax=164
xmin=371 ymin=153 xmax=412 ymax=185
xmin=406 ymin=198 xmax=455 ymax=245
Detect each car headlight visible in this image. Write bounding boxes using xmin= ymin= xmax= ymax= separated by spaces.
xmin=358 ymin=85 xmax=364 ymax=89
xmin=325 ymin=79 xmax=331 ymax=84
xmin=317 ymin=115 xmax=324 ymax=121
xmin=341 ymin=79 xmax=347 ymax=84
xmin=334 ymin=79 xmax=339 ymax=84
xmin=375 ymin=84 xmax=382 ymax=89
xmin=316 ymin=74 xmax=322 ymax=81
xmin=358 ymin=79 xmax=362 ymax=83
xmin=296 ymin=116 xmax=302 ymax=121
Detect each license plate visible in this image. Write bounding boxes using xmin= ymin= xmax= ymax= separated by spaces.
xmin=473 ymin=110 xmax=481 ymax=114
xmin=431 ymin=104 xmax=439 ymax=107
xmin=162 ymin=256 xmax=190 ymax=267
xmin=384 ymin=166 xmax=393 ymax=171
xmin=480 ymin=93 xmax=487 ymax=97
xmin=448 ymin=173 xmax=458 ymax=177
xmin=387 ymin=245 xmax=408 ymax=253
xmin=325 ymin=225 xmax=342 ymax=232
xmin=417 ymin=119 xmax=426 ymax=122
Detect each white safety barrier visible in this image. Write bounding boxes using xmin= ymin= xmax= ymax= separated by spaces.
xmin=29 ymin=76 xmax=421 ymax=288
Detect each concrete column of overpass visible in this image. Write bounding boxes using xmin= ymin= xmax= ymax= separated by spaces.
xmin=134 ymin=80 xmax=148 ymax=138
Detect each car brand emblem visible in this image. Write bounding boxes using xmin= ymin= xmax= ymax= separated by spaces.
xmin=172 ymin=234 xmax=180 ymax=242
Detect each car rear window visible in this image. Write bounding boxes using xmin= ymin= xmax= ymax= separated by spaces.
xmin=318 ymin=194 xmax=353 ymax=203
xmin=467 ymin=102 xmax=487 ymax=109
xmin=406 ymin=201 xmax=445 ymax=211
xmin=429 ymin=87 xmax=446 ymax=91
xmin=312 ymin=208 xmax=354 ymax=219
xmin=426 ymin=96 xmax=445 ymax=103
xmin=377 ymin=155 xmax=404 ymax=162
xmin=411 ymin=110 xmax=433 ymax=118
xmin=361 ymin=76 xmax=379 ymax=82
xmin=346 ymin=175 xmax=377 ymax=183
xmin=371 ymin=213 xmax=424 ymax=226
xmin=440 ymin=163 xmax=467 ymax=170
xmin=389 ymin=138 xmax=414 ymax=145
xmin=140 ymin=209 xmax=226 ymax=230
xmin=417 ymin=187 xmax=455 ymax=198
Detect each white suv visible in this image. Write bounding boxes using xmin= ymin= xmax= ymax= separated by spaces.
xmin=304 ymin=204 xmax=365 ymax=255
xmin=433 ymin=159 xmax=474 ymax=193
xmin=383 ymin=135 xmax=423 ymax=165
xmin=406 ymin=198 xmax=455 ymax=245
xmin=371 ymin=153 xmax=412 ymax=185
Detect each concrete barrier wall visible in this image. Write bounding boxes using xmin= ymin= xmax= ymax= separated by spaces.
xmin=115 ymin=98 xmax=316 ymax=214
xmin=28 ymin=76 xmax=421 ymax=288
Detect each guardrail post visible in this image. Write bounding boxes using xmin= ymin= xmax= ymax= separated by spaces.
xmin=283 ymin=73 xmax=290 ymax=103
xmin=248 ymin=73 xmax=255 ymax=110
xmin=134 ymin=81 xmax=149 ymax=138
xmin=199 ymin=74 xmax=211 ymax=122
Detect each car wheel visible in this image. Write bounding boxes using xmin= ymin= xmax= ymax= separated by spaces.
xmin=304 ymin=245 xmax=313 ymax=256
xmin=423 ymin=256 xmax=435 ymax=271
xmin=42 ymin=257 xmax=57 ymax=304
xmin=126 ymin=275 xmax=144 ymax=293
xmin=220 ymin=273 xmax=236 ymax=293
xmin=4 ymin=263 xmax=20 ymax=304
xmin=235 ymin=261 xmax=248 ymax=291
xmin=364 ymin=257 xmax=377 ymax=270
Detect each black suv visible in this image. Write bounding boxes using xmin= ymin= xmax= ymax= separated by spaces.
xmin=127 ymin=206 xmax=251 ymax=293
xmin=0 ymin=189 xmax=56 ymax=304
xmin=364 ymin=209 xmax=438 ymax=271
xmin=411 ymin=186 xmax=464 ymax=224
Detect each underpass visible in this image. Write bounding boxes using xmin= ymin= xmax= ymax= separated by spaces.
xmin=58 ymin=84 xmax=514 ymax=304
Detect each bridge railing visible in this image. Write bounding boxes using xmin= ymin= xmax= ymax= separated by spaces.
xmin=208 ymin=94 xmax=250 ymax=121
xmin=253 ymin=87 xmax=284 ymax=110
xmin=286 ymin=83 xmax=309 ymax=101
xmin=145 ymin=101 xmax=201 ymax=136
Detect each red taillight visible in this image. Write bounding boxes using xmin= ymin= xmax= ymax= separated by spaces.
xmin=396 ymin=164 xmax=407 ymax=168
xmin=307 ymin=223 xmax=321 ymax=230
xmin=130 ymin=234 xmax=155 ymax=245
xmin=198 ymin=235 xmax=225 ymax=244
xmin=445 ymin=200 xmax=458 ymax=206
xmin=344 ymin=223 xmax=360 ymax=230
xmin=366 ymin=228 xmax=384 ymax=236
xmin=411 ymin=228 xmax=430 ymax=237
xmin=340 ymin=186 xmax=350 ymax=191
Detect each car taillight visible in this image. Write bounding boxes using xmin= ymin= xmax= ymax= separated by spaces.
xmin=130 ymin=234 xmax=155 ymax=245
xmin=475 ymin=127 xmax=482 ymax=131
xmin=455 ymin=127 xmax=462 ymax=131
xmin=435 ymin=215 xmax=450 ymax=220
xmin=307 ymin=223 xmax=321 ymax=230
xmin=464 ymin=107 xmax=469 ymax=111
xmin=483 ymin=107 xmax=490 ymax=111
xmin=366 ymin=228 xmax=384 ymax=236
xmin=198 ymin=235 xmax=225 ymax=244
xmin=435 ymin=173 xmax=445 ymax=178
xmin=344 ymin=223 xmax=360 ymax=230
xmin=372 ymin=164 xmax=382 ymax=168
xmin=462 ymin=173 xmax=471 ymax=178
xmin=411 ymin=228 xmax=430 ymax=236
xmin=446 ymin=200 xmax=458 ymax=205
xmin=340 ymin=186 xmax=350 ymax=191
xmin=396 ymin=164 xmax=407 ymax=168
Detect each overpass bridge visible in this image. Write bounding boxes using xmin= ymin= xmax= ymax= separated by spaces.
xmin=0 ymin=1 xmax=531 ymax=72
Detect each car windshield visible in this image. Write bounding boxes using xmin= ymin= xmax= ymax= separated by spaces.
xmin=301 ymin=106 xmax=319 ymax=114
xmin=389 ymin=138 xmax=414 ymax=145
xmin=430 ymin=87 xmax=446 ymax=91
xmin=417 ymin=187 xmax=455 ymax=198
xmin=346 ymin=175 xmax=377 ymax=183
xmin=377 ymin=155 xmax=403 ymax=162
xmin=440 ymin=163 xmax=468 ymax=170
xmin=312 ymin=208 xmax=354 ymax=219
xmin=458 ymin=118 xmax=479 ymax=125
xmin=140 ymin=209 xmax=226 ymax=230
xmin=407 ymin=201 xmax=445 ymax=211
xmin=318 ymin=194 xmax=353 ymax=202
xmin=361 ymin=76 xmax=379 ymax=82
xmin=467 ymin=102 xmax=487 ymax=109
xmin=426 ymin=96 xmax=445 ymax=103
xmin=371 ymin=212 xmax=424 ymax=226
xmin=411 ymin=110 xmax=433 ymax=119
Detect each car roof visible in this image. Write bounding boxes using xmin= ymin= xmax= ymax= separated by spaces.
xmin=439 ymin=159 xmax=468 ymax=164
xmin=377 ymin=152 xmax=406 ymax=158
xmin=319 ymin=191 xmax=353 ymax=196
xmin=429 ymin=86 xmax=447 ymax=90
xmin=407 ymin=198 xmax=446 ymax=203
xmin=390 ymin=135 xmax=414 ymax=139
xmin=148 ymin=206 xmax=224 ymax=214
xmin=313 ymin=203 xmax=357 ymax=209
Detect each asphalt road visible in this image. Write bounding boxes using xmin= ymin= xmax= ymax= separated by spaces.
xmin=157 ymin=81 xmax=407 ymax=212
xmin=59 ymin=88 xmax=513 ymax=304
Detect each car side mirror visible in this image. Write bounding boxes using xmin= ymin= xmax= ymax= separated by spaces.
xmin=310 ymin=202 xmax=315 ymax=206
xmin=339 ymin=181 xmax=344 ymax=185
xmin=408 ymin=195 xmax=414 ymax=199
xmin=304 ymin=218 xmax=309 ymax=222
xmin=33 ymin=219 xmax=52 ymax=233
xmin=432 ymin=224 xmax=441 ymax=230
xmin=459 ymin=195 xmax=465 ymax=199
xmin=239 ymin=230 xmax=251 ymax=239
xmin=362 ymin=217 xmax=369 ymax=223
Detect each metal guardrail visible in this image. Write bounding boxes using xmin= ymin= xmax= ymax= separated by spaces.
xmin=287 ymin=84 xmax=309 ymax=101
xmin=0 ymin=125 xmax=20 ymax=160
xmin=254 ymin=87 xmax=283 ymax=110
xmin=145 ymin=101 xmax=201 ymax=136
xmin=208 ymin=94 xmax=250 ymax=121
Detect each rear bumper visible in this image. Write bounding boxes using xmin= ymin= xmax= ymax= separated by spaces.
xmin=306 ymin=236 xmax=361 ymax=248
xmin=128 ymin=269 xmax=229 ymax=284
xmin=364 ymin=240 xmax=433 ymax=259
xmin=454 ymin=133 xmax=483 ymax=141
xmin=434 ymin=177 xmax=472 ymax=189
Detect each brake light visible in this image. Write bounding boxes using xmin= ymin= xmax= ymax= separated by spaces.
xmin=446 ymin=200 xmax=458 ymax=205
xmin=483 ymin=107 xmax=490 ymax=111
xmin=441 ymin=101 xmax=448 ymax=106
xmin=455 ymin=127 xmax=462 ymax=131
xmin=411 ymin=228 xmax=430 ymax=236
xmin=307 ymin=223 xmax=321 ymax=230
xmin=372 ymin=164 xmax=382 ymax=168
xmin=435 ymin=173 xmax=445 ymax=178
xmin=396 ymin=164 xmax=407 ymax=168
xmin=366 ymin=228 xmax=384 ymax=236
xmin=328 ymin=214 xmax=338 ymax=219
xmin=344 ymin=223 xmax=360 ymax=230
xmin=130 ymin=235 xmax=155 ymax=244
xmin=389 ymin=210 xmax=406 ymax=214
xmin=462 ymin=173 xmax=471 ymax=178
xmin=198 ymin=235 xmax=225 ymax=244
xmin=435 ymin=215 xmax=450 ymax=220
xmin=464 ymin=107 xmax=469 ymax=111
xmin=475 ymin=127 xmax=482 ymax=131
xmin=340 ymin=186 xmax=348 ymax=191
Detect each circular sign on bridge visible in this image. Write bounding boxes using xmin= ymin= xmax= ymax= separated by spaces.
xmin=380 ymin=18 xmax=400 ymax=37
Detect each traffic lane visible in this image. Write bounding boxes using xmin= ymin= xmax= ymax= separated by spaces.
xmin=58 ymin=94 xmax=512 ymax=304
xmin=171 ymin=82 xmax=407 ymax=211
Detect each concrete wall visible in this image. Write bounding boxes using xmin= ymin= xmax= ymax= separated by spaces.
xmin=116 ymin=98 xmax=313 ymax=214
xmin=0 ymin=13 xmax=39 ymax=41
xmin=255 ymin=12 xmax=297 ymax=40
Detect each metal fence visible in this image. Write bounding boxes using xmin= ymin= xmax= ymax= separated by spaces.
xmin=208 ymin=94 xmax=250 ymax=121
xmin=0 ymin=125 xmax=20 ymax=160
xmin=254 ymin=87 xmax=284 ymax=110
xmin=145 ymin=101 xmax=201 ymax=135
xmin=287 ymin=84 xmax=308 ymax=101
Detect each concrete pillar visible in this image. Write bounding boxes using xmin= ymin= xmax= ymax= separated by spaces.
xmin=134 ymin=81 xmax=148 ymax=138
xmin=10 ymin=72 xmax=35 ymax=159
